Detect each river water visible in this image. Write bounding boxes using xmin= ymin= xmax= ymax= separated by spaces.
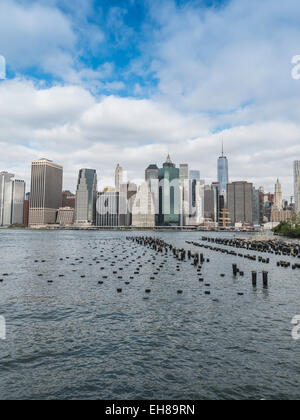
xmin=0 ymin=230 xmax=299 ymax=400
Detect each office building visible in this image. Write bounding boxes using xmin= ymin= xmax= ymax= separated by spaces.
xmin=158 ymin=155 xmax=181 ymax=226
xmin=29 ymin=159 xmax=63 ymax=226
xmin=0 ymin=172 xmax=25 ymax=226
xmin=204 ymin=184 xmax=219 ymax=222
xmin=274 ymin=179 xmax=283 ymax=210
xmin=75 ymin=169 xmax=97 ymax=225
xmin=96 ymin=191 xmax=119 ymax=227
xmin=57 ymin=207 xmax=74 ymax=225
xmin=227 ymin=181 xmax=253 ymax=226
xmin=217 ymin=144 xmax=229 ymax=202
xmin=115 ymin=164 xmax=123 ymax=192
xmin=12 ymin=180 xmax=26 ymax=225
xmin=132 ymin=182 xmax=156 ymax=228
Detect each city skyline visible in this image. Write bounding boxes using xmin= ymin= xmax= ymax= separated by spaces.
xmin=1 ymin=152 xmax=295 ymax=202
xmin=0 ymin=0 xmax=300 ymax=198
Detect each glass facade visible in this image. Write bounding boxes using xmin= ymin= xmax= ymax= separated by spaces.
xmin=75 ymin=169 xmax=97 ymax=224
xmin=158 ymin=156 xmax=181 ymax=226
xmin=218 ymin=156 xmax=229 ymax=198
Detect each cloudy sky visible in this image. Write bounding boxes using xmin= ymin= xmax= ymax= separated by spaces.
xmin=0 ymin=0 xmax=299 ymax=198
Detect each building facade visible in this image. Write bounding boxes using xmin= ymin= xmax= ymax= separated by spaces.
xmin=227 ymin=181 xmax=253 ymax=226
xmin=294 ymin=161 xmax=300 ymax=215
xmin=96 ymin=191 xmax=119 ymax=227
xmin=57 ymin=207 xmax=74 ymax=225
xmin=158 ymin=155 xmax=181 ymax=226
xmin=12 ymin=180 xmax=26 ymax=224
xmin=29 ymin=159 xmax=63 ymax=226
xmin=132 ymin=182 xmax=156 ymax=228
xmin=115 ymin=164 xmax=123 ymax=192
xmin=274 ymin=179 xmax=283 ymax=209
xmin=75 ymin=169 xmax=97 ymax=225
xmin=0 ymin=173 xmax=25 ymax=227
xmin=217 ymin=147 xmax=229 ymax=203
xmin=62 ymin=191 xmax=76 ymax=208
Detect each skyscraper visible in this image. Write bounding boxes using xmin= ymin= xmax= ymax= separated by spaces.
xmin=145 ymin=164 xmax=159 ymax=182
xmin=294 ymin=161 xmax=300 ymax=215
xmin=274 ymin=179 xmax=283 ymax=210
xmin=115 ymin=164 xmax=123 ymax=192
xmin=0 ymin=172 xmax=14 ymax=226
xmin=145 ymin=164 xmax=159 ymax=225
xmin=0 ymin=172 xmax=17 ymax=226
xmin=75 ymin=169 xmax=97 ymax=225
xmin=158 ymin=155 xmax=181 ymax=226
xmin=11 ymin=180 xmax=26 ymax=224
xmin=29 ymin=159 xmax=63 ymax=226
xmin=227 ymin=181 xmax=253 ymax=225
xmin=96 ymin=191 xmax=119 ymax=227
xmin=217 ymin=143 xmax=229 ymax=202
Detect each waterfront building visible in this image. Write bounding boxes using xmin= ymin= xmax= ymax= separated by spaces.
xmin=252 ymin=188 xmax=261 ymax=226
xmin=115 ymin=164 xmax=123 ymax=192
xmin=179 ymin=164 xmax=189 ymax=226
xmin=29 ymin=159 xmax=63 ymax=226
xmin=132 ymin=182 xmax=155 ymax=228
xmin=145 ymin=165 xmax=159 ymax=225
xmin=158 ymin=155 xmax=181 ymax=226
xmin=274 ymin=179 xmax=283 ymax=209
xmin=96 ymin=191 xmax=119 ymax=227
xmin=227 ymin=181 xmax=253 ymax=226
xmin=57 ymin=207 xmax=74 ymax=225
xmin=294 ymin=161 xmax=300 ymax=215
xmin=119 ymin=182 xmax=137 ymax=226
xmin=75 ymin=169 xmax=97 ymax=225
xmin=204 ymin=184 xmax=219 ymax=222
xmin=0 ymin=172 xmax=25 ymax=226
xmin=190 ymin=170 xmax=201 ymax=210
xmin=12 ymin=180 xmax=26 ymax=225
xmin=0 ymin=172 xmax=14 ymax=226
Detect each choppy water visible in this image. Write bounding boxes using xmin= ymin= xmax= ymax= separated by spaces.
xmin=0 ymin=230 xmax=299 ymax=400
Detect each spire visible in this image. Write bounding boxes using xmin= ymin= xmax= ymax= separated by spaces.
xmin=166 ymin=154 xmax=172 ymax=164
xmin=221 ymin=139 xmax=224 ymax=157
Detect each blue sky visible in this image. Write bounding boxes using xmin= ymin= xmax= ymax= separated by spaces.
xmin=0 ymin=0 xmax=300 ymax=197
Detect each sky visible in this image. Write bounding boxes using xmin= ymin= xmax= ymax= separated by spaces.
xmin=0 ymin=0 xmax=300 ymax=198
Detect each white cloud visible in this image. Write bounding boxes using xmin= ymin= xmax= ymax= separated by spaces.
xmin=0 ymin=77 xmax=299 ymax=199
xmin=0 ymin=0 xmax=299 ymax=200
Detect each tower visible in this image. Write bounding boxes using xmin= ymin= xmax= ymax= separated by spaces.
xmin=115 ymin=164 xmax=123 ymax=192
xmin=217 ymin=141 xmax=229 ymax=203
xmin=294 ymin=161 xmax=300 ymax=215
xmin=274 ymin=179 xmax=283 ymax=210
xmin=29 ymin=159 xmax=63 ymax=226
xmin=75 ymin=169 xmax=97 ymax=225
xmin=158 ymin=155 xmax=181 ymax=226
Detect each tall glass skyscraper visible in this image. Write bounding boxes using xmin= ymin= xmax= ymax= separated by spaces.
xmin=75 ymin=169 xmax=97 ymax=225
xmin=217 ymin=144 xmax=229 ymax=201
xmin=158 ymin=155 xmax=181 ymax=226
